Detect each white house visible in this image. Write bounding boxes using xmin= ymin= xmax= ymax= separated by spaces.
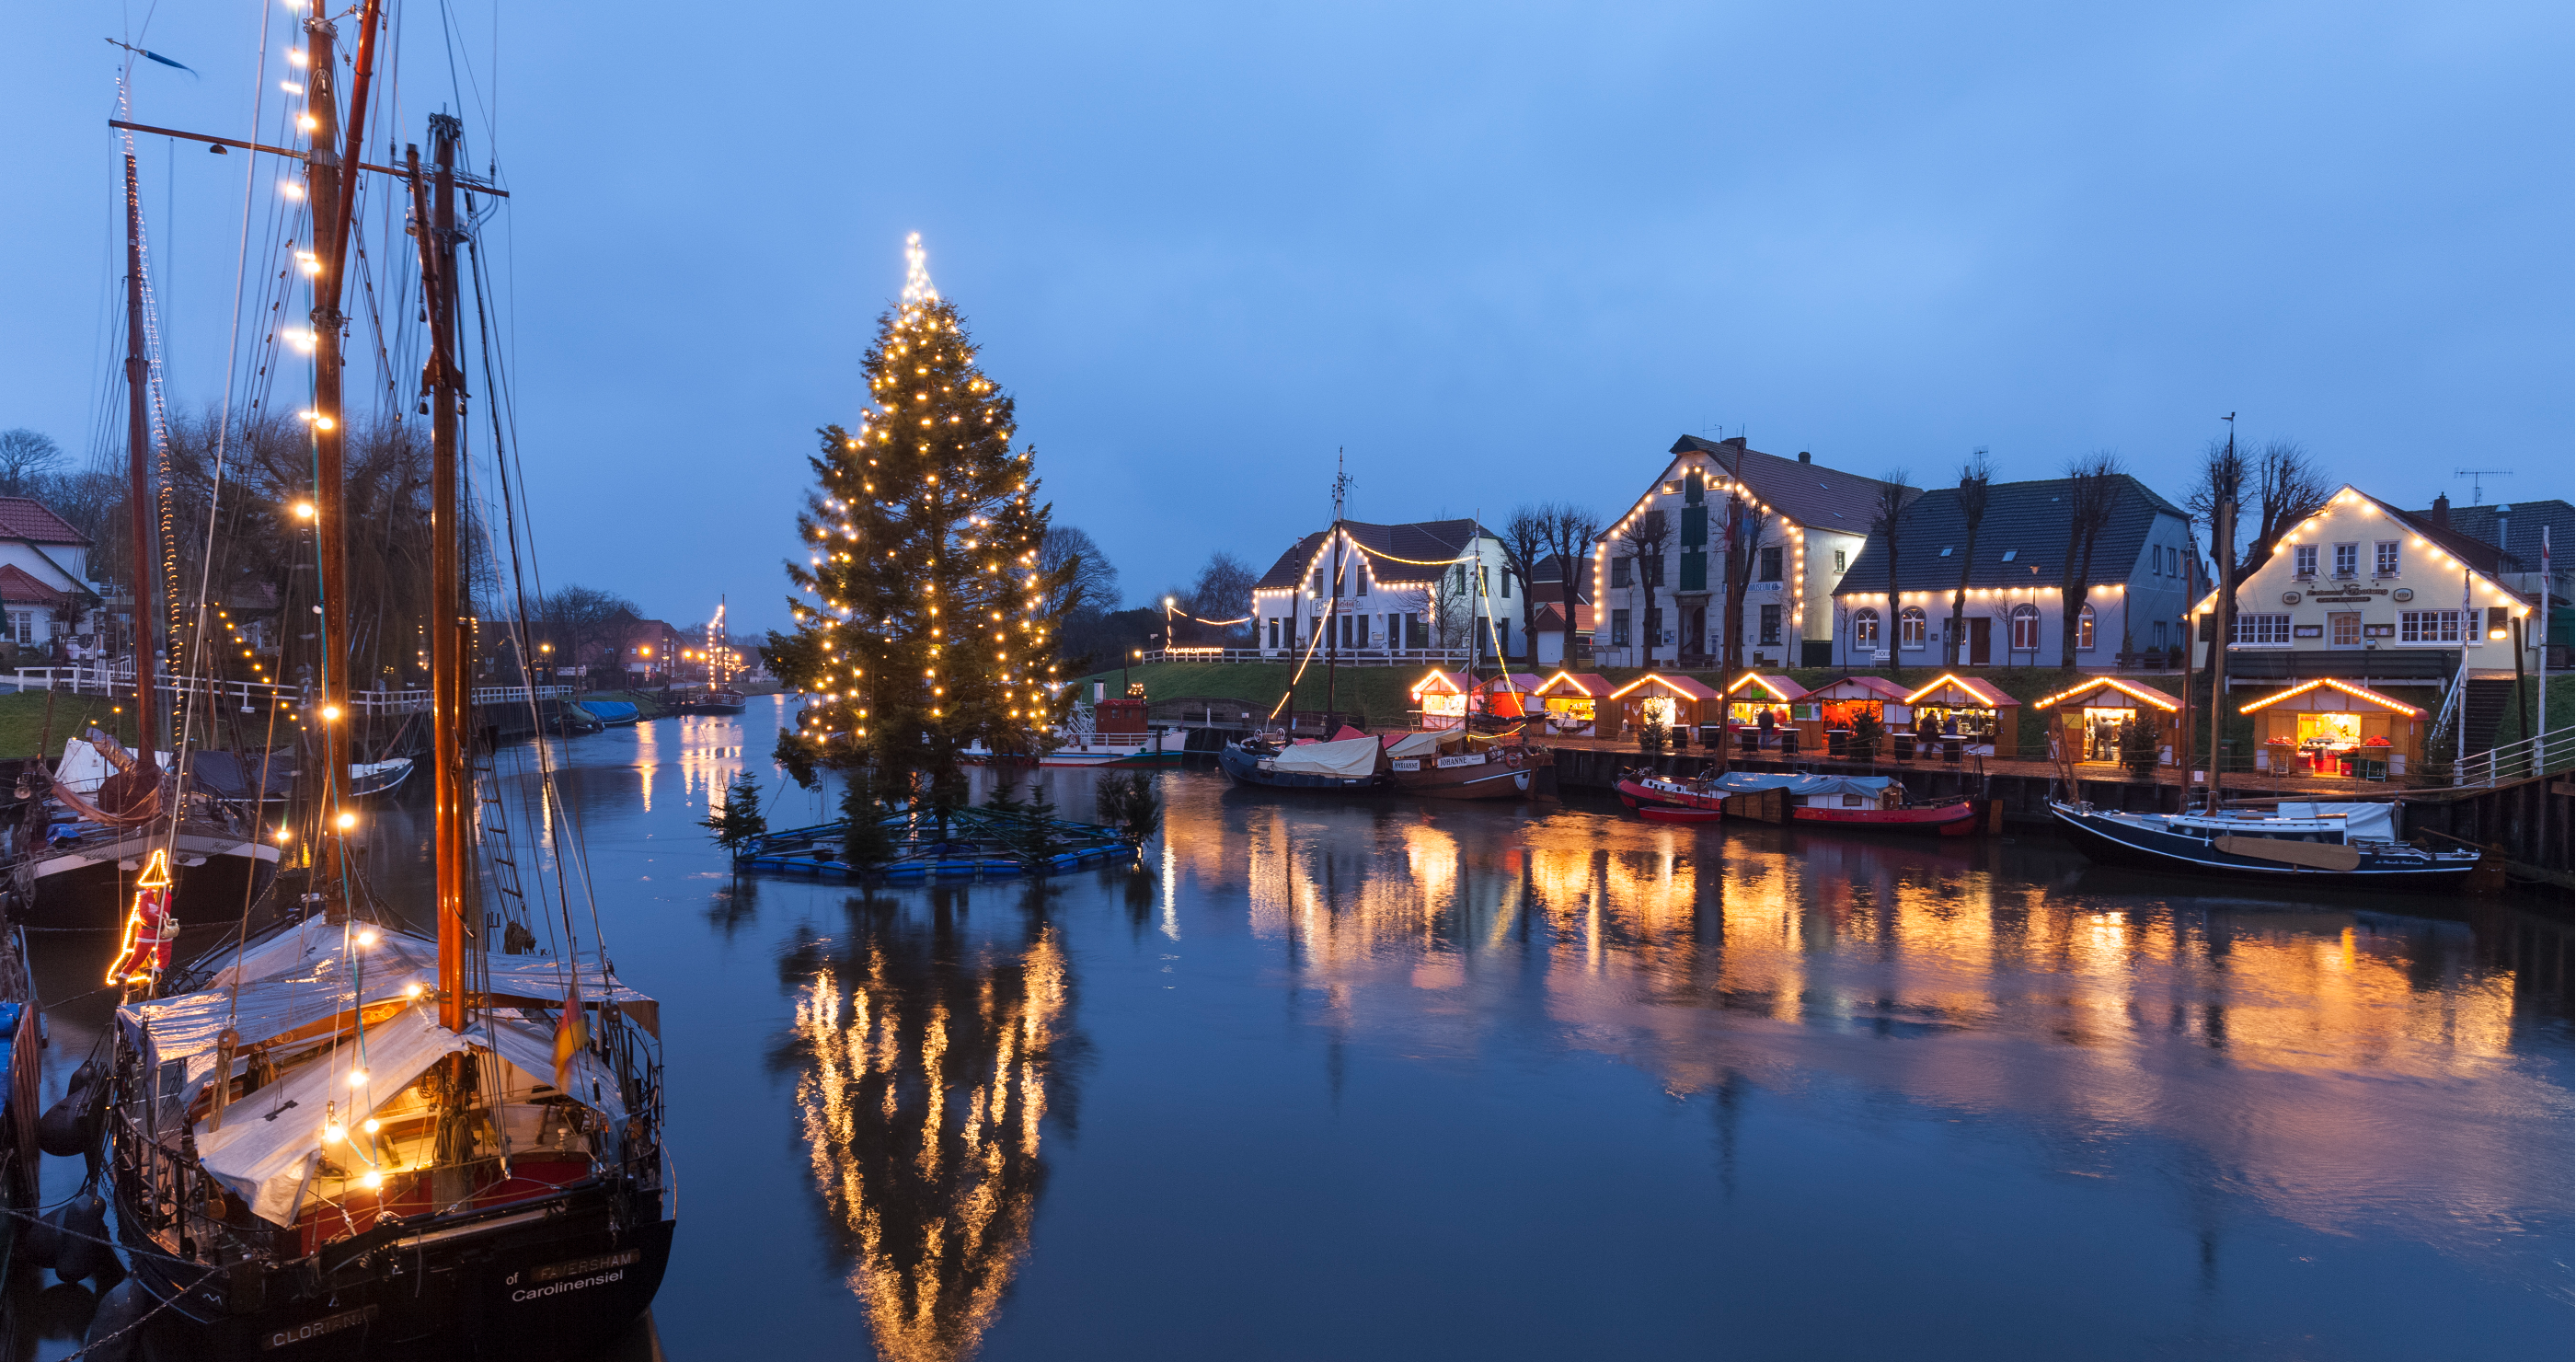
xmin=1592 ymin=436 xmax=1901 ymax=669
xmin=1250 ymin=519 xmax=1515 ymax=661
xmin=0 ymin=499 xmax=96 ymax=653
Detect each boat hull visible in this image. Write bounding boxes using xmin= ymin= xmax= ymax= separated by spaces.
xmin=122 ymin=1196 xmax=673 ymax=1361
xmin=1217 ymin=744 xmax=1386 ymax=793
xmin=2047 ymin=802 xmax=2478 ymax=889
xmin=1790 ymin=802 xmax=1980 ymax=836
xmin=1390 ymin=751 xmax=1533 ymax=800
xmin=15 ymin=832 xmax=279 ymax=929
xmin=1041 ymin=735 xmax=1188 ymax=768
xmin=1638 ymin=804 xmax=1723 ymax=825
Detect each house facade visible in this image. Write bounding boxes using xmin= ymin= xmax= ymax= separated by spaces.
xmin=2191 ymin=485 xmax=2542 ymax=688
xmin=0 ymin=499 xmax=98 ymax=654
xmin=1250 ymin=519 xmax=1515 ymax=661
xmin=1591 ymin=436 xmax=1900 ymax=670
xmin=1829 ymin=474 xmax=2200 ymax=669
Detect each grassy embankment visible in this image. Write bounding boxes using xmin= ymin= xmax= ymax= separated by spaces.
xmin=0 ymin=691 xmax=139 ymax=758
xmin=2489 ymin=676 xmax=2575 ymax=750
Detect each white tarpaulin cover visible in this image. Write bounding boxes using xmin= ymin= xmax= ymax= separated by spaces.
xmin=194 ymin=1003 xmax=470 ymax=1226
xmin=2277 ymin=802 xmax=2399 ymax=843
xmin=1384 ymin=730 xmax=1447 ymax=759
xmin=1271 ymin=734 xmax=1385 ymax=779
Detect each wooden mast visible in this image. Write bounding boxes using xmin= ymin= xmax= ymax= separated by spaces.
xmin=119 ymin=149 xmax=160 ymax=761
xmin=412 ymin=114 xmax=466 ymax=1031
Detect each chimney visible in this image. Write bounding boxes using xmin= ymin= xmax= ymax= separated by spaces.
xmin=2431 ymin=494 xmax=2450 ymax=530
xmin=1798 ymin=451 xmax=1812 ymax=465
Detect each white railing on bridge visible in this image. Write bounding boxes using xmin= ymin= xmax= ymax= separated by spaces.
xmin=4 ymin=667 xmax=569 ymax=714
xmin=1139 ymin=647 xmax=1476 ymax=667
xmin=2431 ymin=723 xmax=2576 ymax=789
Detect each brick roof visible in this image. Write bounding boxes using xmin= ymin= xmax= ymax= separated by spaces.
xmin=0 ymin=499 xmax=90 ymax=547
xmin=1835 ymin=474 xmax=2187 ymax=595
xmin=0 ymin=564 xmax=73 ymax=606
xmin=1666 ymin=435 xmax=1914 ymax=533
xmin=1255 ymin=519 xmax=1492 ymax=591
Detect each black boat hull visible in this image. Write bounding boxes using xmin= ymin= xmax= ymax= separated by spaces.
xmin=122 ymin=1198 xmax=673 ymax=1361
xmin=1216 ymin=744 xmax=1386 ymax=793
xmin=2048 ymin=802 xmax=2476 ymax=891
xmin=15 ymin=842 xmax=277 ymax=930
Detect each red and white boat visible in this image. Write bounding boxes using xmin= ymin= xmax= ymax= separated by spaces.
xmin=1618 ymin=771 xmax=1981 ymax=837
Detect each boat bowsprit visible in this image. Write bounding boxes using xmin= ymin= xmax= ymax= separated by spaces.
xmin=2049 ymin=800 xmax=2478 ymax=888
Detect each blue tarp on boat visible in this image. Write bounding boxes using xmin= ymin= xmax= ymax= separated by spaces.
xmin=1712 ymin=773 xmax=1896 ymax=798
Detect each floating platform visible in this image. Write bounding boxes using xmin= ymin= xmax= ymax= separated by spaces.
xmin=733 ymin=806 xmax=1136 ymax=881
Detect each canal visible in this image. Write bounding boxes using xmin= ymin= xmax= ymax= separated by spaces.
xmin=21 ymin=699 xmax=2576 ymax=1357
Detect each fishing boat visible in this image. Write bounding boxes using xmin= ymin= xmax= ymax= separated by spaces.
xmin=1039 ymin=698 xmax=1186 ymax=768
xmin=0 ymin=924 xmax=40 ymax=1220
xmin=8 ymin=732 xmax=281 ymax=928
xmin=576 ymin=699 xmax=640 ymax=727
xmin=86 ymin=49 xmax=671 ymax=1354
xmin=1385 ymin=727 xmax=1539 ymax=800
xmin=1218 ymin=733 xmax=1390 ymax=792
xmin=1617 ymin=771 xmax=1981 ymax=836
xmin=677 ymin=596 xmax=749 ymax=714
xmin=2048 ymin=800 xmax=2478 ymax=888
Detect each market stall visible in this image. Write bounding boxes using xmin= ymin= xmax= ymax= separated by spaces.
xmin=1721 ymin=673 xmax=1808 ymax=752
xmin=2238 ymin=677 xmax=2423 ymax=779
xmin=1899 ymin=674 xmax=2020 ymax=758
xmin=2032 ymin=676 xmax=2181 ymax=766
xmin=1531 ymin=671 xmax=1613 ymax=737
xmin=1410 ymin=669 xmax=1475 ymax=730
xmin=1478 ymin=673 xmax=1547 ymax=721
xmin=1803 ymin=675 xmax=1913 ymax=758
xmin=1603 ymin=674 xmax=1722 ymax=744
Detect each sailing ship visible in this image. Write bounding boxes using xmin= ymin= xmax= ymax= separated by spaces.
xmin=1218 ymin=731 xmax=1391 ymax=791
xmin=87 ymin=22 xmax=672 ymax=1353
xmin=675 ymin=596 xmax=747 ymax=714
xmin=8 ymin=731 xmax=281 ymax=927
xmin=2047 ymin=800 xmax=2478 ymax=887
xmin=1385 ymin=726 xmax=1539 ymax=799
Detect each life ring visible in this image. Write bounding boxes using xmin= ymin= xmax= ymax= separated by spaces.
xmin=1504 ymin=748 xmax=1524 ymax=768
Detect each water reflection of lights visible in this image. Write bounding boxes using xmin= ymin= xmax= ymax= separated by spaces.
xmin=788 ymin=920 xmax=1071 ymax=1362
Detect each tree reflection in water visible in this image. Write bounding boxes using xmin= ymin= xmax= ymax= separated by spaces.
xmin=773 ymin=890 xmax=1080 ymax=1362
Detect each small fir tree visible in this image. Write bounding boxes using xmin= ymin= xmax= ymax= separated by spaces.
xmin=767 ymin=235 xmax=1078 ymax=820
xmin=1849 ymin=710 xmax=1884 ymax=763
xmin=1099 ymin=769 xmax=1160 ymax=845
xmin=1638 ymin=713 xmax=1667 ymax=755
xmin=2118 ymin=717 xmax=2160 ymax=780
xmin=700 ymin=771 xmax=769 ymax=854
xmin=839 ymin=767 xmax=899 ymax=874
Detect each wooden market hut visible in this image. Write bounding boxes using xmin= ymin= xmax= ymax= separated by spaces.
xmin=1531 ymin=671 xmax=1613 ymax=737
xmin=1410 ymin=669 xmax=1475 ymax=730
xmin=1900 ymin=674 xmax=2020 ymax=755
xmin=2032 ymin=675 xmax=2181 ymax=766
xmin=1721 ymin=673 xmax=1808 ymax=752
xmin=1804 ymin=675 xmax=1913 ymax=758
xmin=2237 ymin=677 xmax=2426 ymax=779
xmin=1478 ymin=673 xmax=1547 ymax=720
xmin=1602 ymin=673 xmax=1723 ymax=744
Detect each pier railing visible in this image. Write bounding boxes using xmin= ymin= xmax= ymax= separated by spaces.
xmin=2426 ymin=723 xmax=2576 ymax=789
xmin=3 ymin=666 xmax=569 ymax=715
xmin=1138 ymin=647 xmax=1475 ymax=666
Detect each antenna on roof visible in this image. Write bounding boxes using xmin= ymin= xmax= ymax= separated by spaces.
xmin=2454 ymin=467 xmax=2513 ymax=504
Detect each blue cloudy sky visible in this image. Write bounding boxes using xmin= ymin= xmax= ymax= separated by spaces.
xmin=5 ymin=2 xmax=2567 ymax=631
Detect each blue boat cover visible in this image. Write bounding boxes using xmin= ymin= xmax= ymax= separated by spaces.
xmin=1712 ymin=773 xmax=1896 ymax=798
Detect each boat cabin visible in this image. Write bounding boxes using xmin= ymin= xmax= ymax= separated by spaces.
xmin=1602 ymin=673 xmax=1722 ymax=743
xmin=2033 ymin=676 xmax=2181 ymax=764
xmin=1531 ymin=671 xmax=1613 ymax=736
xmin=2238 ymin=677 xmax=2424 ymax=779
xmin=1410 ymin=669 xmax=1476 ymax=730
xmin=1899 ymin=674 xmax=2019 ymax=756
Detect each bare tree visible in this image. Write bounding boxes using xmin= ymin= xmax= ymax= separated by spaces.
xmin=2185 ymin=436 xmax=2326 ymax=586
xmin=0 ymin=429 xmax=64 ymax=498
xmin=1620 ymin=508 xmax=1673 ymax=666
xmin=1869 ymin=469 xmax=1913 ymax=676
xmin=1039 ymin=525 xmax=1119 ymax=621
xmin=539 ymin=585 xmax=641 ymax=677
xmin=1186 ymin=550 xmax=1257 ymax=645
xmin=1719 ymin=498 xmax=1771 ymax=678
xmin=1499 ymin=504 xmax=1553 ymax=664
xmin=1542 ymin=502 xmax=1602 ymax=672
xmin=2059 ymin=451 xmax=2125 ymax=670
xmin=1432 ymin=560 xmax=1473 ymax=650
xmin=1946 ymin=448 xmax=1993 ymax=667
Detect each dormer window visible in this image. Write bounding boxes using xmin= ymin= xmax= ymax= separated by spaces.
xmin=2292 ymin=545 xmax=2317 ymax=579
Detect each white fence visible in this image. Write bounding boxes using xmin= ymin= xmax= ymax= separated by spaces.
xmin=2431 ymin=723 xmax=2576 ymax=789
xmin=4 ymin=666 xmax=569 ymax=715
xmin=1138 ymin=647 xmax=1476 ymax=667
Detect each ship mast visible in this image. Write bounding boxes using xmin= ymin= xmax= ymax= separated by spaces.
xmin=118 ymin=149 xmax=160 ymax=760
xmin=412 ymin=114 xmax=468 ymax=1029
xmin=302 ymin=0 xmax=385 ymax=918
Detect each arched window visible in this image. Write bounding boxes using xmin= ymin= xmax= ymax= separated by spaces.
xmin=1851 ymin=607 xmax=1880 ymax=649
xmin=2076 ymin=603 xmax=2096 ymax=651
xmin=2009 ymin=604 xmax=2042 ymax=652
xmin=1899 ymin=606 xmax=1927 ymax=649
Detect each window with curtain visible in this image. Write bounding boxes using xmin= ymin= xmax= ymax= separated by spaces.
xmin=2076 ymin=604 xmax=2096 ymax=650
xmin=1851 ymin=608 xmax=1880 ymax=649
xmin=2009 ymin=605 xmax=2041 ymax=652
xmin=1899 ymin=606 xmax=1926 ymax=648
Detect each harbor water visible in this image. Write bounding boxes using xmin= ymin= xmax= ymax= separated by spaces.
xmin=20 ymin=698 xmax=2573 ymax=1358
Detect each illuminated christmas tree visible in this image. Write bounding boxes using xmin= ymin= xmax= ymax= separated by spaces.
xmin=768 ymin=236 xmax=1075 ymax=814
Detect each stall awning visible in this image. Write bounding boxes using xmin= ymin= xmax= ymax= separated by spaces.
xmin=1902 ymin=674 xmax=2018 ymax=708
xmin=2033 ymin=677 xmax=2180 ymax=712
xmin=1804 ymin=675 xmax=1911 ymax=703
xmin=1608 ymin=673 xmax=1722 ymax=701
xmin=1723 ymin=673 xmax=1807 ymax=701
xmin=1533 ymin=671 xmax=1613 ymax=698
xmin=2237 ymin=677 xmax=2424 ymax=718
xmin=1409 ymin=669 xmax=1474 ymax=698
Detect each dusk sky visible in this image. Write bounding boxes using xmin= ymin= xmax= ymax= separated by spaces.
xmin=5 ymin=2 xmax=2568 ymax=634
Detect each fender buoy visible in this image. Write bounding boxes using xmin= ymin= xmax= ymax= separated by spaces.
xmin=55 ymin=1193 xmax=113 ymax=1284
xmin=21 ymin=1201 xmax=63 ymax=1268
xmin=38 ymin=1063 xmax=101 ymax=1158
xmin=82 ymin=1276 xmax=148 ymax=1362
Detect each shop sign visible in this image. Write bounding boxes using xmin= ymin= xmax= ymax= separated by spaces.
xmin=2304 ymin=585 xmax=2388 ymax=603
xmin=2292 ymin=626 xmax=2323 ymax=639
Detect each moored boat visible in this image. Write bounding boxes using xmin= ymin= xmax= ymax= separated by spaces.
xmin=676 ymin=687 xmax=747 ymax=716
xmin=2049 ymin=800 xmax=2478 ymax=888
xmin=1385 ymin=728 xmax=1539 ymax=800
xmin=1617 ymin=770 xmax=1980 ymax=836
xmin=1218 ymin=733 xmax=1389 ymax=792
